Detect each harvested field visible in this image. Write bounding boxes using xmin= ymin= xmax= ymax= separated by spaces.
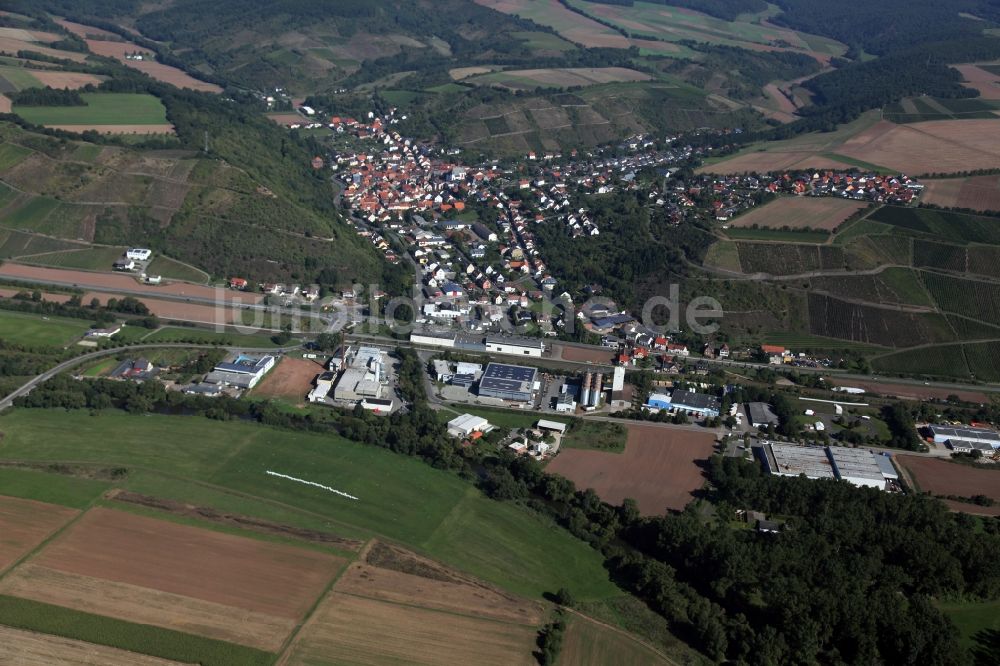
xmin=468 ymin=66 xmax=651 ymax=90
xmin=954 ymin=64 xmax=1000 ymax=100
xmin=922 ymin=175 xmax=1000 ymax=212
xmin=450 ymin=65 xmax=503 ymax=80
xmin=26 ymin=70 xmax=105 ymax=89
xmin=897 ymin=456 xmax=1000 ymax=502
xmin=283 ymin=592 xmax=537 ymax=666
xmin=559 ymin=614 xmax=673 ymax=666
xmin=729 ymin=196 xmax=866 ymax=230
xmin=0 ymin=563 xmax=297 ymax=652
xmin=474 ymin=0 xmax=631 ymax=49
xmin=762 ymin=83 xmax=798 ymax=115
xmin=31 ymin=508 xmax=342 ymax=619
xmin=0 ymin=624 xmax=184 ymax=666
xmin=0 ymin=495 xmax=78 ymax=571
xmin=545 ymin=424 xmax=715 ymax=515
xmin=83 ymin=38 xmax=222 ymax=93
xmin=556 ymin=343 xmax=614 ymax=364
xmin=335 ymin=561 xmax=545 ymax=625
xmin=266 ymin=113 xmax=305 ymax=125
xmin=0 ymin=263 xmax=262 ymax=304
xmin=838 ymin=119 xmax=1000 ymax=174
xmin=0 ymin=36 xmax=87 ymax=62
xmin=701 ymin=150 xmax=854 ymax=174
xmin=54 ymin=18 xmax=117 ymax=40
xmin=0 ymin=94 xmax=9 ymax=113
xmin=45 ymin=124 xmax=175 ymax=135
xmin=108 ymin=490 xmax=363 ymax=550
xmin=251 ymin=356 xmax=325 ymax=401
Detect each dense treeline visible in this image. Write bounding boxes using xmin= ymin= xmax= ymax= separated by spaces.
xmin=771 ymin=0 xmax=1000 ymax=57
xmin=9 ymin=88 xmax=85 ymax=107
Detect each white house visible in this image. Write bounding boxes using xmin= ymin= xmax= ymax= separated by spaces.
xmin=126 ymin=248 xmax=152 ymax=261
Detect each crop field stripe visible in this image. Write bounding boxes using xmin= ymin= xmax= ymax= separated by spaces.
xmin=274 ymin=539 xmax=364 ymax=660
xmin=0 ymin=468 xmax=108 ymax=509
xmin=0 ymin=595 xmax=273 ymax=666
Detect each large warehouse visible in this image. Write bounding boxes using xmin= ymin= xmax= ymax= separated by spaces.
xmin=760 ymin=442 xmax=897 ymax=490
xmin=478 ymin=362 xmax=538 ymax=403
xmin=928 ymin=425 xmax=1000 ymax=450
xmin=333 ymin=346 xmax=386 ymax=401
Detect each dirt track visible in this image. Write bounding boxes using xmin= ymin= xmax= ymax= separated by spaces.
xmin=546 ymin=423 xmax=715 ymax=515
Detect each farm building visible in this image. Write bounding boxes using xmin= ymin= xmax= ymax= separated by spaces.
xmin=760 ymin=442 xmax=896 ymax=490
xmin=485 ymin=335 xmax=544 ymax=358
xmin=477 ymin=362 xmax=538 ymax=403
xmin=928 ymin=425 xmax=1000 ymax=450
xmin=447 ymin=413 xmax=493 ymax=438
xmin=205 ymin=354 xmax=275 ymax=390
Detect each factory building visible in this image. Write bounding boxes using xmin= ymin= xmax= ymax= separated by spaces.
xmin=204 ymin=354 xmax=275 ymax=390
xmin=760 ymin=442 xmax=897 ymax=490
xmin=333 ymin=346 xmax=386 ymax=401
xmin=477 ymin=362 xmax=538 ymax=403
xmin=928 ymin=425 xmax=1000 ymax=450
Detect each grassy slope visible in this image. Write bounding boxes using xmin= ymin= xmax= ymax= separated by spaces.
xmin=0 ymin=467 xmax=108 ymax=509
xmin=14 ymin=93 xmax=168 ymax=126
xmin=0 ymin=409 xmax=619 ymax=601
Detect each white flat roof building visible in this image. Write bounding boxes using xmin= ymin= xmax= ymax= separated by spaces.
xmin=447 ymin=413 xmax=493 ymax=438
xmin=763 ymin=443 xmax=893 ymax=490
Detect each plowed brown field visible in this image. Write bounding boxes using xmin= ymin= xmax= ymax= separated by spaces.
xmin=729 ymin=196 xmax=865 ymax=230
xmin=32 ymin=508 xmax=342 ymax=618
xmin=252 ymin=357 xmax=324 ymax=401
xmin=0 ymin=496 xmax=77 ymax=571
xmin=897 ymin=456 xmax=1000 ymax=502
xmin=546 ymin=423 xmax=715 ymax=515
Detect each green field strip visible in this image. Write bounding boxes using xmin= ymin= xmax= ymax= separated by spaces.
xmin=0 ymin=467 xmax=108 ymax=509
xmin=14 ymin=93 xmax=168 ymax=126
xmin=0 ymin=596 xmax=273 ymax=666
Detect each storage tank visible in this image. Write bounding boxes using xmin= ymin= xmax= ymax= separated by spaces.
xmin=580 ymin=372 xmax=592 ymax=408
xmin=590 ymin=373 xmax=603 ymax=407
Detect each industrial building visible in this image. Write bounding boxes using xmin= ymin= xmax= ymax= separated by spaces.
xmin=645 ymin=393 xmax=672 ymax=410
xmin=928 ymin=425 xmax=1000 ymax=450
xmin=307 ymin=371 xmax=337 ymax=403
xmin=204 ymin=354 xmax=275 ymax=390
xmin=478 ymin=362 xmax=538 ymax=403
xmin=333 ymin=346 xmax=386 ymax=401
xmin=447 ymin=413 xmax=493 ymax=438
xmin=747 ymin=402 xmax=779 ymax=429
xmin=760 ymin=442 xmax=897 ymax=490
xmin=668 ymin=390 xmax=720 ymax=418
xmin=485 ymin=335 xmax=544 ymax=358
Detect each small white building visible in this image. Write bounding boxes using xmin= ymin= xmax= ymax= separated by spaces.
xmin=126 ymin=248 xmax=152 ymax=261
